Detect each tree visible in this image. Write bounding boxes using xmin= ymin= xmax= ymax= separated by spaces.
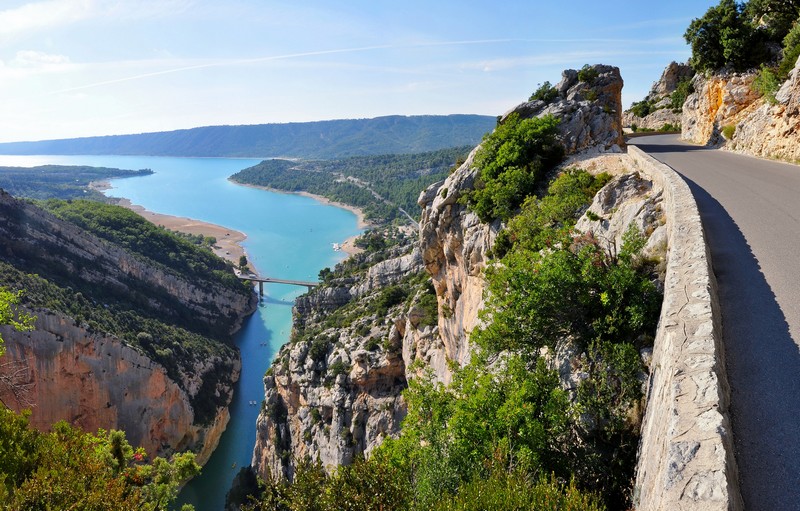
xmin=745 ymin=0 xmax=800 ymax=41
xmin=684 ymin=0 xmax=767 ymax=72
xmin=239 ymin=255 xmax=249 ymax=272
xmin=0 ymin=409 xmax=199 ymax=510
xmin=0 ymin=288 xmax=35 ymax=357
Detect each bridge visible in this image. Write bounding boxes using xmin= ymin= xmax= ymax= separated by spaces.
xmin=238 ymin=274 xmax=318 ymax=295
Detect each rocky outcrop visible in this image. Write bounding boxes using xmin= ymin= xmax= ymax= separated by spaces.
xmin=504 ymin=64 xmax=625 ymax=153
xmin=624 ymin=62 xmax=693 ymax=130
xmin=252 ymin=236 xmax=428 ymax=479
xmin=417 ymin=64 xmax=625 ymax=385
xmin=726 ymin=57 xmax=800 ymax=161
xmin=0 ymin=191 xmax=254 ymax=460
xmin=252 ymin=64 xmax=640 ymax=484
xmin=681 ymin=72 xmax=760 ymax=146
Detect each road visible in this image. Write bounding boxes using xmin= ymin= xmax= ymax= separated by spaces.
xmin=631 ymin=134 xmax=800 ymax=509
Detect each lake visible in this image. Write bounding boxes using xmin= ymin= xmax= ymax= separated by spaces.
xmin=0 ymin=154 xmax=361 ymax=510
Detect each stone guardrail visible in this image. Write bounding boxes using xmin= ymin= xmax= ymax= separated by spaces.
xmin=629 ymin=146 xmax=743 ymax=510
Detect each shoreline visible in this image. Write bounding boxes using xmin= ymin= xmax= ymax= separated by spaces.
xmin=118 ymin=198 xmax=251 ymax=269
xmin=229 ymin=179 xmax=369 ymax=256
xmin=91 ymin=180 xmax=251 ymax=269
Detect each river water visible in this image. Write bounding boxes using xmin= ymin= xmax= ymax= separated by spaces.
xmin=0 ymin=154 xmax=361 ymax=510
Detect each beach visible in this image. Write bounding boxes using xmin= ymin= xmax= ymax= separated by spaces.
xmin=119 ymin=198 xmax=249 ymax=266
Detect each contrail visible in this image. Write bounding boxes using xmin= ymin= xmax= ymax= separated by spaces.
xmin=47 ymin=39 xmax=520 ymax=95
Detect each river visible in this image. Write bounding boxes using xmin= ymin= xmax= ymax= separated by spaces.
xmin=0 ymin=154 xmax=361 ymax=510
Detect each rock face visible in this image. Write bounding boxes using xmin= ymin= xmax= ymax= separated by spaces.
xmin=726 ymin=56 xmax=800 ymax=161
xmin=0 ymin=191 xmax=254 ymax=460
xmin=623 ymin=61 xmax=693 ymax=130
xmin=504 ymin=64 xmax=625 ymax=153
xmin=0 ymin=311 xmax=236 ymax=463
xmin=252 ymin=235 xmax=429 ymax=479
xmin=681 ymin=72 xmax=760 ymax=145
xmin=418 ymin=64 xmax=625 ymax=384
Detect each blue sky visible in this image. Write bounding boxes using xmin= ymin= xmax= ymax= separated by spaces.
xmin=0 ymin=0 xmax=718 ymax=142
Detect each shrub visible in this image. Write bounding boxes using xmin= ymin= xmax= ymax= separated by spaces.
xmin=670 ymin=76 xmax=695 ymax=109
xmin=659 ymin=123 xmax=681 ymax=132
xmin=722 ymin=124 xmax=737 ymax=139
xmin=577 ymin=64 xmax=599 ymax=83
xmin=529 ymin=81 xmax=559 ymax=103
xmin=629 ymin=100 xmax=652 ymax=118
xmin=466 ymin=113 xmax=564 ymax=222
xmin=328 ymin=360 xmax=348 ymax=377
xmin=753 ymin=65 xmax=781 ymax=104
xmin=779 ymin=20 xmax=800 ymax=78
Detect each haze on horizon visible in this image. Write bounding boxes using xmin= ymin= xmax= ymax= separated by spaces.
xmin=0 ymin=0 xmax=718 ymax=143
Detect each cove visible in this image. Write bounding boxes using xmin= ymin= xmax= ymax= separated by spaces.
xmin=0 ymin=154 xmax=361 ymax=510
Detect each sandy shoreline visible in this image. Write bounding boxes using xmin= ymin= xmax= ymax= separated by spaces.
xmin=92 ymin=179 xmax=367 ymax=266
xmin=118 ymin=198 xmax=250 ymax=267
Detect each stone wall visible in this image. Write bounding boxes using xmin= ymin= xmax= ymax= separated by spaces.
xmin=628 ymin=147 xmax=742 ymax=510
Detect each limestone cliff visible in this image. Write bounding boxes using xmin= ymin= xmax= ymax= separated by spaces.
xmin=623 ymin=61 xmax=693 ymax=131
xmin=0 ymin=191 xmax=255 ymax=459
xmin=418 ymin=64 xmax=625 ymax=384
xmin=679 ymin=56 xmax=800 ymax=161
xmin=725 ymin=57 xmax=800 ymax=160
xmin=0 ymin=310 xmax=237 ymax=464
xmin=681 ymin=72 xmax=760 ymax=145
xmin=252 ymin=64 xmax=638 ymax=482
xmin=252 ymin=230 xmax=428 ymax=478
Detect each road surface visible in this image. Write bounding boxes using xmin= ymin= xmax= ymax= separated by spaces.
xmin=632 ymin=134 xmax=800 ymax=509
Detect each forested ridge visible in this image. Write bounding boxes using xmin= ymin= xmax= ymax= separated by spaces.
xmin=230 ymin=146 xmax=471 ymax=223
xmin=0 ymin=165 xmax=152 ymax=201
xmin=0 ymin=115 xmax=495 ymax=159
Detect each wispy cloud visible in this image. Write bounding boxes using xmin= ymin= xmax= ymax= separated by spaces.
xmin=40 ymin=37 xmax=687 ymax=95
xmin=12 ymin=49 xmax=70 ymax=67
xmin=0 ymin=0 xmax=192 ymax=42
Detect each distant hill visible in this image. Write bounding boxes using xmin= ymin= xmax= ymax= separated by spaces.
xmin=0 ymin=115 xmax=496 ymax=159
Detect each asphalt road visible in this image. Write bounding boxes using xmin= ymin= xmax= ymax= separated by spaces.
xmin=631 ymin=134 xmax=800 ymax=509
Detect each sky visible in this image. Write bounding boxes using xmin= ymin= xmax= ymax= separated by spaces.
xmin=0 ymin=0 xmax=720 ymax=143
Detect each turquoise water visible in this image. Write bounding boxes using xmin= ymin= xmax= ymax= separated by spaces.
xmin=0 ymin=154 xmax=361 ymax=510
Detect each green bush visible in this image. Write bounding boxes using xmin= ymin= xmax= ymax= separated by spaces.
xmin=629 ymin=100 xmax=653 ymax=118
xmin=670 ymin=77 xmax=695 ymax=109
xmin=722 ymin=124 xmax=737 ymax=139
xmin=529 ymin=81 xmax=559 ymax=103
xmin=779 ymin=20 xmax=800 ymax=78
xmin=753 ymin=65 xmax=781 ymax=104
xmin=0 ymin=409 xmax=199 ymax=510
xmin=577 ymin=64 xmax=599 ymax=83
xmin=466 ymin=113 xmax=564 ymax=222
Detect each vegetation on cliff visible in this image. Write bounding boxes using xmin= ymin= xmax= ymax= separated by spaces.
xmin=0 ymin=165 xmax=152 ymax=202
xmin=465 ymin=114 xmax=564 ymax=222
xmin=40 ymin=200 xmax=246 ymax=297
xmin=685 ymin=0 xmax=800 ymax=79
xmin=0 ymin=408 xmax=198 ymax=510
xmin=0 ymin=289 xmax=34 ymax=357
xmin=230 ymin=146 xmax=471 ymax=223
xmin=245 ymin=167 xmax=661 ymax=510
